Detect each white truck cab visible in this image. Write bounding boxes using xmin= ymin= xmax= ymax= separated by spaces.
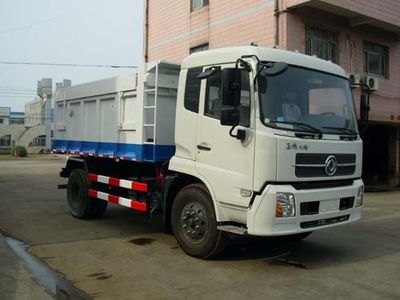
xmin=58 ymin=46 xmax=364 ymax=259
xmin=170 ymin=46 xmax=363 ymax=239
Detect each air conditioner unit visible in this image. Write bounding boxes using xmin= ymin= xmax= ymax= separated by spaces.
xmin=361 ymin=76 xmax=379 ymax=91
xmin=348 ymin=73 xmax=360 ymax=86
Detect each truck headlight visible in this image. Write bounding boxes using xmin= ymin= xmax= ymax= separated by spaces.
xmin=276 ymin=192 xmax=296 ymax=217
xmin=356 ymin=186 xmax=364 ymax=207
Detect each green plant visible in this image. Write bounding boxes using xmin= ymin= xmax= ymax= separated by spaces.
xmin=11 ymin=145 xmax=28 ymax=157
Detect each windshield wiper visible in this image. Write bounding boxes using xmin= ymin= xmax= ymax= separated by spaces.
xmin=270 ymin=121 xmax=323 ymax=138
xmin=322 ymin=126 xmax=357 ymax=136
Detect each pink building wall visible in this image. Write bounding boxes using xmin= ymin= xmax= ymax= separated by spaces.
xmin=284 ymin=7 xmax=400 ymax=124
xmin=146 ymin=0 xmax=400 ymax=125
xmin=285 ymin=0 xmax=400 ymax=28
xmin=146 ymin=0 xmax=276 ymax=62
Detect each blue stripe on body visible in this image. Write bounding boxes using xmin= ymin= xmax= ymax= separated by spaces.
xmin=52 ymin=140 xmax=175 ymax=162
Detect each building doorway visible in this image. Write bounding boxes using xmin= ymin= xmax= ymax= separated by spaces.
xmin=361 ymin=124 xmax=390 ymax=186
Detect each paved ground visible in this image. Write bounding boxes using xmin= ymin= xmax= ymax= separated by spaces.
xmin=0 ymin=158 xmax=399 ymax=299
xmin=0 ymin=232 xmax=52 ymax=300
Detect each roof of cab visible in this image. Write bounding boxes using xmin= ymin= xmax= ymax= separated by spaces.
xmin=181 ymin=46 xmax=346 ymax=78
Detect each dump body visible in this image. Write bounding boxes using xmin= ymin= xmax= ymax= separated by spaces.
xmin=53 ymin=61 xmax=180 ymax=162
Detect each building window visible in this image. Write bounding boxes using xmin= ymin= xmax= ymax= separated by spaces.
xmin=0 ymin=135 xmax=11 ymax=146
xmin=364 ymin=42 xmax=388 ymax=77
xmin=190 ymin=43 xmax=209 ymax=54
xmin=204 ymin=70 xmax=251 ymax=127
xmin=10 ymin=118 xmax=24 ymax=125
xmin=184 ymin=67 xmax=203 ymax=113
xmin=29 ymin=135 xmax=46 ymax=147
xmin=191 ymin=0 xmax=208 ymax=11
xmin=305 ymin=26 xmax=338 ymax=63
xmin=0 ymin=119 xmax=3 ymax=124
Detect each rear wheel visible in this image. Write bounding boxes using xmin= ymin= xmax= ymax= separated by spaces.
xmin=67 ymin=169 xmax=107 ymax=219
xmin=171 ymin=184 xmax=227 ymax=259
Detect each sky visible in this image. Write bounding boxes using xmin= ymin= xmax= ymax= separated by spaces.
xmin=0 ymin=0 xmax=144 ymax=111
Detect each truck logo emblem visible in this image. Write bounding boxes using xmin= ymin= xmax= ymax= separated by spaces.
xmin=325 ymin=155 xmax=338 ymax=176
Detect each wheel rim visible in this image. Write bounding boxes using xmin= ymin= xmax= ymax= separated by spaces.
xmin=180 ymin=202 xmax=209 ymax=244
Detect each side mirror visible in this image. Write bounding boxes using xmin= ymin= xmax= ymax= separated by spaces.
xmin=254 ymin=62 xmax=288 ymax=93
xmin=221 ymin=68 xmax=241 ymax=107
xmin=197 ymin=66 xmax=221 ymax=79
xmin=261 ymin=62 xmax=288 ymax=76
xmin=360 ymin=94 xmax=369 ymax=122
xmin=220 ymin=109 xmax=239 ymax=126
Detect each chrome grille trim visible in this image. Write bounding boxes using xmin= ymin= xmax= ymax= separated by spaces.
xmin=293 ymin=163 xmax=356 ymax=167
xmin=295 ymin=153 xmax=356 ymax=177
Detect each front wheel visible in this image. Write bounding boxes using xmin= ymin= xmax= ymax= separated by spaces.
xmin=171 ymin=184 xmax=227 ymax=259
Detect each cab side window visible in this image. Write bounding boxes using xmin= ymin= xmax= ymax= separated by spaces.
xmin=204 ymin=70 xmax=251 ymax=126
xmin=184 ymin=67 xmax=203 ymax=113
xmin=204 ymin=72 xmax=222 ymax=118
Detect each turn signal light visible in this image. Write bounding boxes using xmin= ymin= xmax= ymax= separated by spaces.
xmin=276 ymin=192 xmax=296 ymax=218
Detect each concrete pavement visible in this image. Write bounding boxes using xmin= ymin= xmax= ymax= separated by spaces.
xmin=0 ymin=158 xmax=399 ymax=299
xmin=0 ymin=232 xmax=52 ymax=300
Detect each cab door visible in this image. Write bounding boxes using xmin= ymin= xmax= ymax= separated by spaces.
xmin=195 ymin=66 xmax=255 ymax=208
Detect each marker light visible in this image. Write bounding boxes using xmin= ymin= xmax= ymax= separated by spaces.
xmin=356 ymin=186 xmax=364 ymax=207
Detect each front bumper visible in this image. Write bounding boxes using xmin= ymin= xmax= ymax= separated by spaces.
xmin=247 ymin=179 xmax=363 ymax=236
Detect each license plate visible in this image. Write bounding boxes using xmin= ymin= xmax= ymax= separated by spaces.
xmin=319 ymin=199 xmax=339 ymax=213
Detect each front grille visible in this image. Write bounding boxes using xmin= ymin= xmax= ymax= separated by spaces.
xmin=291 ymin=179 xmax=354 ymax=190
xmin=300 ymin=215 xmax=350 ymax=229
xmin=295 ymin=153 xmax=356 ymax=178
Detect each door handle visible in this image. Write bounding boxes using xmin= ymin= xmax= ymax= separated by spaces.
xmin=197 ymin=144 xmax=211 ymax=151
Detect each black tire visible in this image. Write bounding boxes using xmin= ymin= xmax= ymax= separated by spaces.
xmin=91 ymin=197 xmax=108 ymax=218
xmin=284 ymin=231 xmax=313 ymax=241
xmin=67 ymin=169 xmax=107 ymax=219
xmin=171 ymin=184 xmax=227 ymax=259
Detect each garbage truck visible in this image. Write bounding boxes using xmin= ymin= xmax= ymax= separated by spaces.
xmin=55 ymin=46 xmax=365 ymax=258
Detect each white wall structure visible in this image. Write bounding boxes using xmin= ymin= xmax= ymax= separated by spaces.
xmin=36 ymin=78 xmax=53 ymax=151
xmin=0 ymin=78 xmax=71 ymax=154
xmin=0 ymin=125 xmax=25 ymax=146
xmin=0 ymin=107 xmax=11 ymax=126
xmin=0 ymin=125 xmax=46 ymax=154
xmin=18 ymin=125 xmax=46 ymax=153
xmin=25 ymin=98 xmax=44 ymax=127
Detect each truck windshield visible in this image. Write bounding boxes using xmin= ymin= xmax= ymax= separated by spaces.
xmin=258 ymin=65 xmax=358 ymax=135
